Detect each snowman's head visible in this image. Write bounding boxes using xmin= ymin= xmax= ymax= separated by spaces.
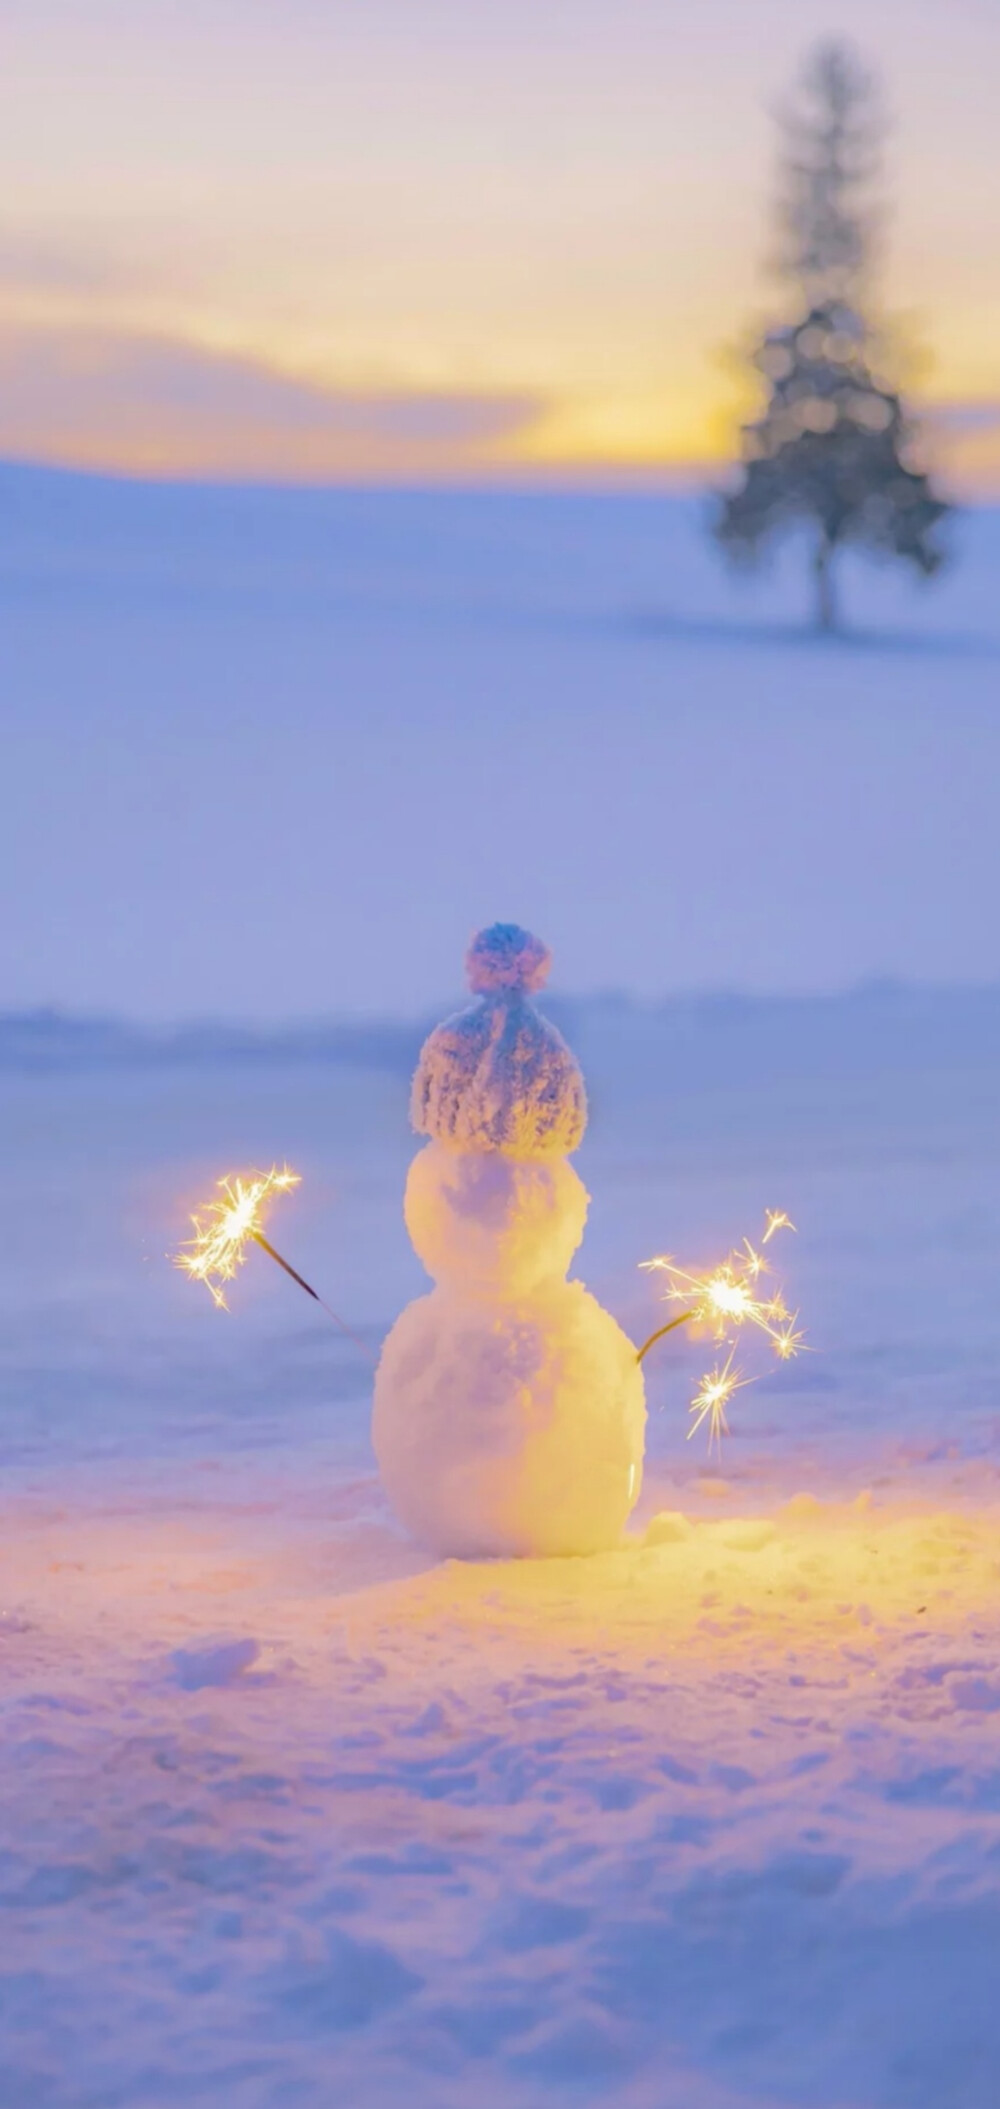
xmin=411 ymin=924 xmax=586 ymax=1157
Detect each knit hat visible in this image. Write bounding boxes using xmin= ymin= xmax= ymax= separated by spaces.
xmin=410 ymin=924 xmax=587 ymax=1156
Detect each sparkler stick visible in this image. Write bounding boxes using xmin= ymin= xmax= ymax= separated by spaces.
xmin=636 ymin=1211 xmax=805 ymax=1450
xmin=250 ymin=1233 xmax=373 ymax=1356
xmin=635 ymin=1309 xmax=695 ymax=1362
xmin=174 ymin=1166 xmax=373 ymax=1358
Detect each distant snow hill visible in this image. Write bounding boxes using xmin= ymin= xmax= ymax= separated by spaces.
xmin=3 ymin=984 xmax=998 ymax=1088
xmin=0 ymin=1008 xmax=421 ymax=1076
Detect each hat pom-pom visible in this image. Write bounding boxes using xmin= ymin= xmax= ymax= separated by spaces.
xmin=465 ymin=923 xmax=551 ymax=996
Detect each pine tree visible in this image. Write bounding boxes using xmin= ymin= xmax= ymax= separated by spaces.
xmin=716 ymin=42 xmax=950 ymax=632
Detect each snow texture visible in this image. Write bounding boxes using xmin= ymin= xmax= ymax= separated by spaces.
xmin=411 ymin=956 xmax=587 ymax=1158
xmin=380 ymin=931 xmax=642 ymax=1556
xmin=404 ymin=1139 xmax=590 ymax=1297
xmin=465 ymin=921 xmax=552 ymax=995
xmin=3 ymin=482 xmax=1000 ymax=2109
xmin=4 ymin=981 xmax=1000 ymax=2109
xmin=374 ymin=1281 xmax=645 ymax=1557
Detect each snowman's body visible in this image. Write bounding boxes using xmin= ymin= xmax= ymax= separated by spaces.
xmin=373 ymin=926 xmax=646 ymax=1558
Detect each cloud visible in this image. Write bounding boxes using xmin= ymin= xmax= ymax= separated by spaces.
xmin=0 ymin=323 xmax=543 ymax=477
xmin=0 ymin=226 xmax=131 ymax=297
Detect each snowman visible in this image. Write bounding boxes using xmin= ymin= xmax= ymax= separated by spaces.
xmin=373 ymin=924 xmax=646 ymax=1557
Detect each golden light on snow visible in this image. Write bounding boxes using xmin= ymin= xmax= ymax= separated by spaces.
xmin=174 ymin=1166 xmax=301 ymax=1308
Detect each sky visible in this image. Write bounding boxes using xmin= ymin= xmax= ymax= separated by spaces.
xmin=1 ymin=0 xmax=999 ymax=488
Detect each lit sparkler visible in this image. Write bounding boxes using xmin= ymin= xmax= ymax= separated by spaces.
xmin=174 ymin=1165 xmax=371 ymax=1355
xmin=636 ymin=1211 xmax=805 ymax=1448
xmin=688 ymin=1350 xmax=749 ymax=1450
xmin=176 ymin=1166 xmax=299 ymax=1308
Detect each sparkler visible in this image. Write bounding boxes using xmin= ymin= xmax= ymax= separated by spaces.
xmin=688 ymin=1350 xmax=749 ymax=1449
xmin=174 ymin=1165 xmax=371 ymax=1355
xmin=637 ymin=1212 xmax=805 ymax=1450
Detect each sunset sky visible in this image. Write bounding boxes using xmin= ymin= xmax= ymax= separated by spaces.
xmin=2 ymin=0 xmax=998 ymax=487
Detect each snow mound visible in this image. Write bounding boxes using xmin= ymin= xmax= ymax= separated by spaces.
xmin=405 ymin=1140 xmax=589 ymax=1296
xmin=372 ymin=1281 xmax=645 ymax=1557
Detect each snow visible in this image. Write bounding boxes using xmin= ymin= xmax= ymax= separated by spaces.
xmin=373 ymin=1278 xmax=645 ymax=1558
xmin=465 ymin=924 xmax=553 ymax=996
xmin=2 ymin=476 xmax=1000 ymax=2102
xmin=411 ymin=974 xmax=586 ymax=1157
xmin=404 ymin=1142 xmax=589 ymax=1297
xmin=4 ymin=986 xmax=1000 ymax=2105
xmin=380 ymin=941 xmax=643 ymax=1556
xmin=3 ymin=467 xmax=1000 ymax=1018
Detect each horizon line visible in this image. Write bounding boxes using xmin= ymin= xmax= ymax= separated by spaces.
xmin=2 ymin=453 xmax=997 ymax=506
xmin=4 ymin=975 xmax=1000 ymax=1033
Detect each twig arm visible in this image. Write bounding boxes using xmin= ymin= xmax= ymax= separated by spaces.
xmin=635 ymin=1309 xmax=695 ymax=1363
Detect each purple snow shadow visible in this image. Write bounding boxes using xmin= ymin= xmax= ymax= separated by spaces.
xmin=170 ymin=1637 xmax=260 ymax=1690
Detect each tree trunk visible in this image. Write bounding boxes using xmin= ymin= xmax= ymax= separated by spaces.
xmin=813 ymin=535 xmax=837 ymax=632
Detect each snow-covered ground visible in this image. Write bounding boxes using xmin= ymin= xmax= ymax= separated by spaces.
xmin=3 ymin=987 xmax=1000 ymax=2109
xmin=3 ymin=467 xmax=1000 ymax=1016
xmin=2 ymin=478 xmax=1000 ymax=2105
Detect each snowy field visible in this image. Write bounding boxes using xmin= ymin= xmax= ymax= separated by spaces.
xmin=3 ymin=476 xmax=1000 ymax=2106
xmin=3 ymin=466 xmax=1000 ymax=1016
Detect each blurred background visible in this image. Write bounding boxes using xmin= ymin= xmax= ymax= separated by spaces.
xmin=3 ymin=0 xmax=998 ymax=489
xmin=4 ymin=25 xmax=1000 ymax=2101
xmin=2 ymin=0 xmax=999 ymax=1023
